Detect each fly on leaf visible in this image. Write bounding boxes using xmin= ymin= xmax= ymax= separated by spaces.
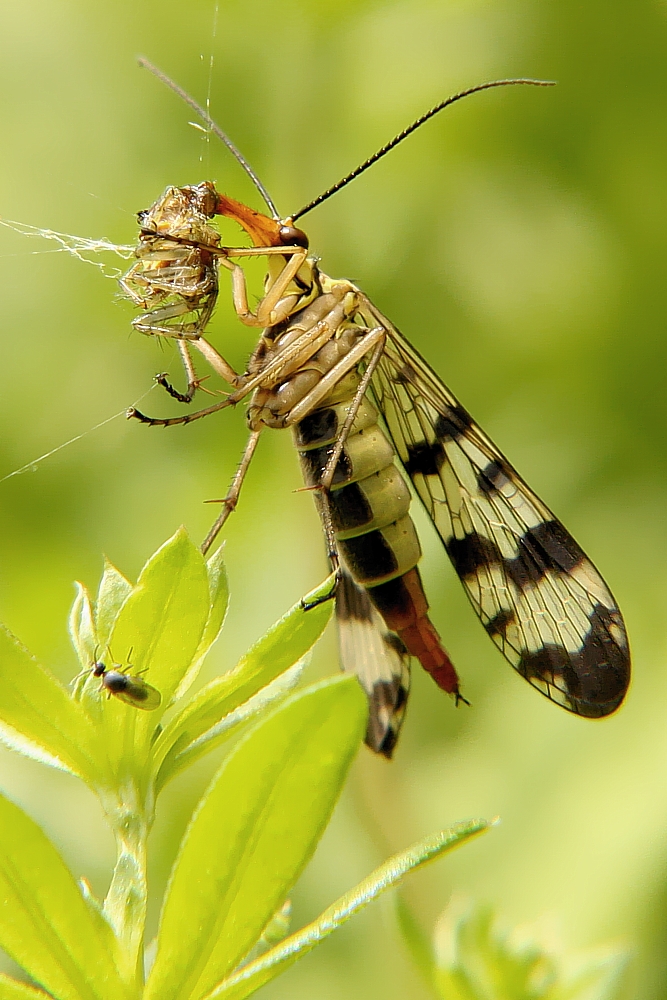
xmin=85 ymin=659 xmax=162 ymax=711
xmin=122 ymin=61 xmax=630 ymax=755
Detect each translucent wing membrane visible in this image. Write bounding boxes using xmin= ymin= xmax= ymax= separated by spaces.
xmin=118 ymin=172 xmax=629 ymax=725
xmin=363 ymin=296 xmax=630 ymax=717
xmin=336 ymin=568 xmax=411 ymax=757
xmin=109 ymin=677 xmax=163 ymax=711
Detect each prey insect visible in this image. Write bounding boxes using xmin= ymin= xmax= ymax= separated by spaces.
xmin=123 ymin=60 xmax=630 ymax=755
xmin=75 ymin=656 xmax=162 ymax=711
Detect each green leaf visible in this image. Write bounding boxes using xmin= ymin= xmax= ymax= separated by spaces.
xmin=145 ymin=675 xmax=366 ymax=1000
xmin=431 ymin=900 xmax=629 ymax=1000
xmin=0 ymin=626 xmax=104 ymax=784
xmin=154 ymin=660 xmax=306 ymax=793
xmin=95 ymin=559 xmax=133 ymax=652
xmin=258 ymin=900 xmax=292 ymax=949
xmin=68 ymin=582 xmax=97 ymax=671
xmin=236 ymin=901 xmax=292 ymax=970
xmin=208 ymin=821 xmax=489 ymax=1000
xmin=173 ymin=543 xmax=229 ymax=702
xmin=109 ymin=528 xmax=210 ymax=705
xmin=76 ymin=531 xmax=211 ymax=777
xmin=0 ymin=791 xmax=127 ymax=1000
xmin=153 ymin=575 xmax=334 ymax=790
xmin=0 ymin=975 xmax=52 ymax=999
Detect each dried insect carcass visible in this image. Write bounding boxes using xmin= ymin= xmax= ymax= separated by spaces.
xmin=120 ymin=181 xmax=221 ymax=401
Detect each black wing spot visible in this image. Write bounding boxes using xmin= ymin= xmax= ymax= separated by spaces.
xmin=434 ymin=407 xmax=473 ymax=442
xmin=504 ymin=521 xmax=586 ymax=590
xmin=477 ymin=459 xmax=512 ymax=494
xmin=446 ymin=532 xmax=503 ymax=580
xmin=336 ymin=570 xmax=372 ymax=624
xmin=403 ymin=408 xmax=473 ymax=477
xmin=366 ymin=675 xmax=408 ymax=758
xmin=519 ymin=604 xmax=630 ymax=717
xmin=519 ymin=645 xmax=570 ymax=682
xmin=485 ymin=608 xmax=516 ymax=637
xmin=405 ymin=440 xmax=445 ymax=477
xmin=524 ymin=520 xmax=586 ymax=573
xmin=383 ymin=630 xmax=409 ymax=661
xmin=573 ymin=604 xmax=630 ymax=712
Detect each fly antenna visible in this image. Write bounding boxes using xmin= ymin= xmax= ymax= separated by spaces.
xmin=291 ymin=78 xmax=555 ymax=222
xmin=137 ymin=56 xmax=280 ymax=220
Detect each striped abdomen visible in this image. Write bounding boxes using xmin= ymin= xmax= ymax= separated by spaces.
xmin=294 ymin=377 xmax=461 ymax=699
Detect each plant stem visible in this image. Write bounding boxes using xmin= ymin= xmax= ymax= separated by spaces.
xmin=100 ymin=779 xmax=155 ymax=989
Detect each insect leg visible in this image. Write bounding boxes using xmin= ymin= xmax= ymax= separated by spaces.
xmin=131 ymin=301 xmax=204 ymax=338
xmin=297 ymin=333 xmax=386 ymax=612
xmin=118 ymin=273 xmax=150 ymax=308
xmin=284 ymin=328 xmax=386 ymax=431
xmin=156 ymin=339 xmax=204 ymax=403
xmin=320 ymin=333 xmax=386 ymax=490
xmin=190 ymin=335 xmax=245 ymax=387
xmin=130 ymin=327 xmax=326 ymax=424
xmin=219 ymin=248 xmax=308 ymax=328
xmin=201 ymin=428 xmax=263 ymax=555
xmin=299 ymin=487 xmax=342 ymax=612
xmin=299 ymin=509 xmax=340 ymax=614
xmin=213 ymin=245 xmax=305 ymax=258
xmin=130 ymin=341 xmax=248 ymax=423
xmin=131 ymin=339 xmax=307 ymax=423
xmin=128 ymin=396 xmax=233 ymax=427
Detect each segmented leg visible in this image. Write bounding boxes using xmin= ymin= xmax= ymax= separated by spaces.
xmin=129 ymin=312 xmax=348 ymax=426
xmin=128 ymin=396 xmax=233 ymax=426
xmin=284 ymin=327 xmax=385 ymax=427
xmin=299 ymin=490 xmax=341 ymax=612
xmin=298 ymin=333 xmax=387 ymax=609
xmin=200 ymin=429 xmax=263 ymax=555
xmin=156 ymin=340 xmax=202 ymax=403
xmin=218 ymin=247 xmax=308 ymax=327
xmin=191 ymin=336 xmax=244 ymax=387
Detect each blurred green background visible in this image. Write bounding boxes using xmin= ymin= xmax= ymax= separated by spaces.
xmin=0 ymin=0 xmax=666 ymax=996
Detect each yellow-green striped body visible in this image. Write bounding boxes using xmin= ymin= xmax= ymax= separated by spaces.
xmin=294 ymin=390 xmax=421 ymax=587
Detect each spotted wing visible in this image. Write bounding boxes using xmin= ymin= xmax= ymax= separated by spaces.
xmin=363 ymin=298 xmax=630 ymax=717
xmin=336 ymin=567 xmax=410 ymax=756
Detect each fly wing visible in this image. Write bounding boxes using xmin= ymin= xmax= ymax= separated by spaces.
xmin=363 ymin=297 xmax=630 ymax=717
xmin=114 ymin=679 xmax=163 ymax=711
xmin=336 ymin=568 xmax=410 ymax=757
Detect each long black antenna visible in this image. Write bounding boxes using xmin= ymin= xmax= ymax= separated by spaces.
xmin=137 ymin=56 xmax=280 ymax=220
xmin=291 ymin=78 xmax=555 ymax=223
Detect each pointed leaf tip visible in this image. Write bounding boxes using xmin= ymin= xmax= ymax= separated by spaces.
xmin=206 ymin=819 xmax=489 ymax=999
xmin=109 ymin=529 xmax=210 ymax=705
xmin=95 ymin=559 xmax=133 ymax=651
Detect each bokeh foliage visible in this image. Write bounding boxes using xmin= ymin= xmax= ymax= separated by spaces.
xmin=0 ymin=0 xmax=665 ymax=996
